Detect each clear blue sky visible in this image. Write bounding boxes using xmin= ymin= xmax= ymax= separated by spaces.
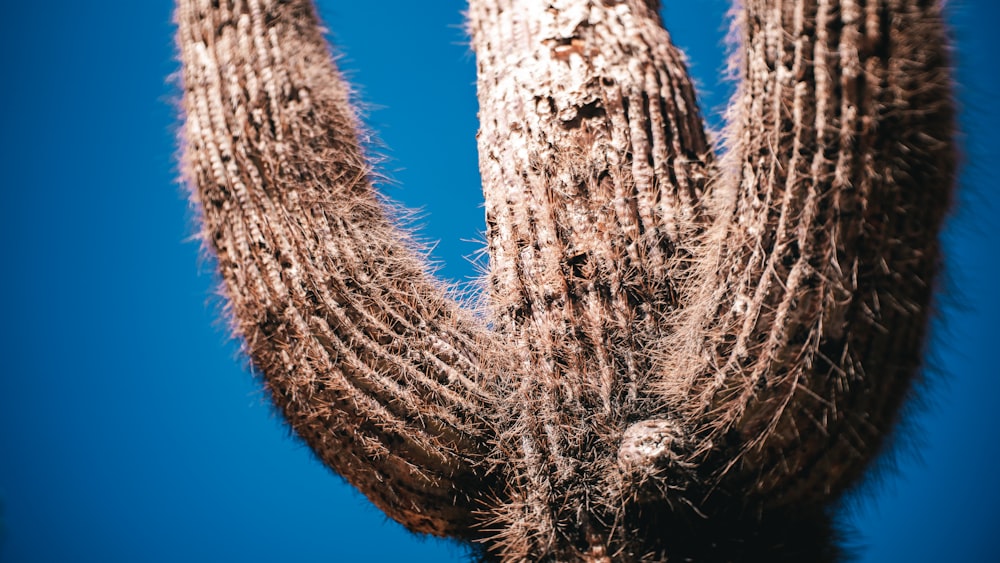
xmin=0 ymin=1 xmax=997 ymax=561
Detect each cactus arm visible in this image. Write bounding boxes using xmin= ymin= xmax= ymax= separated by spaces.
xmin=662 ymin=0 xmax=956 ymax=506
xmin=174 ymin=0 xmax=496 ymax=537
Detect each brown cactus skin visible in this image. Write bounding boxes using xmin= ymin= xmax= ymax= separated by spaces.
xmin=175 ymin=0 xmax=955 ymax=561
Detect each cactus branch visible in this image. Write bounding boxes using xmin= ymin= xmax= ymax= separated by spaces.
xmin=660 ymin=0 xmax=955 ymax=505
xmin=175 ymin=0 xmax=497 ymax=537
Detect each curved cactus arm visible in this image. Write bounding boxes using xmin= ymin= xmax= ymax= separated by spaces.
xmin=468 ymin=0 xmax=715 ymax=557
xmin=660 ymin=0 xmax=956 ymax=505
xmin=174 ymin=0 xmax=498 ymax=537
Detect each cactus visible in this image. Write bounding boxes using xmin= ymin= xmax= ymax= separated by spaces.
xmin=175 ymin=0 xmax=955 ymax=560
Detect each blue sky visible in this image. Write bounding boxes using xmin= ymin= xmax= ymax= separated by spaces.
xmin=0 ymin=1 xmax=997 ymax=561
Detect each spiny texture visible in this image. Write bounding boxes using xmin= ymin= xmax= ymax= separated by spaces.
xmin=175 ymin=0 xmax=955 ymax=561
xmin=663 ymin=0 xmax=955 ymax=507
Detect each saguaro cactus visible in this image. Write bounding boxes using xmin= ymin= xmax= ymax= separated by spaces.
xmin=175 ymin=0 xmax=955 ymax=560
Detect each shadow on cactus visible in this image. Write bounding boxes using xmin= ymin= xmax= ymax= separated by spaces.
xmin=174 ymin=0 xmax=955 ymax=560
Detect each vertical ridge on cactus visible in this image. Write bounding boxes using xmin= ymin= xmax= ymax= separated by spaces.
xmin=174 ymin=0 xmax=955 ymax=560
